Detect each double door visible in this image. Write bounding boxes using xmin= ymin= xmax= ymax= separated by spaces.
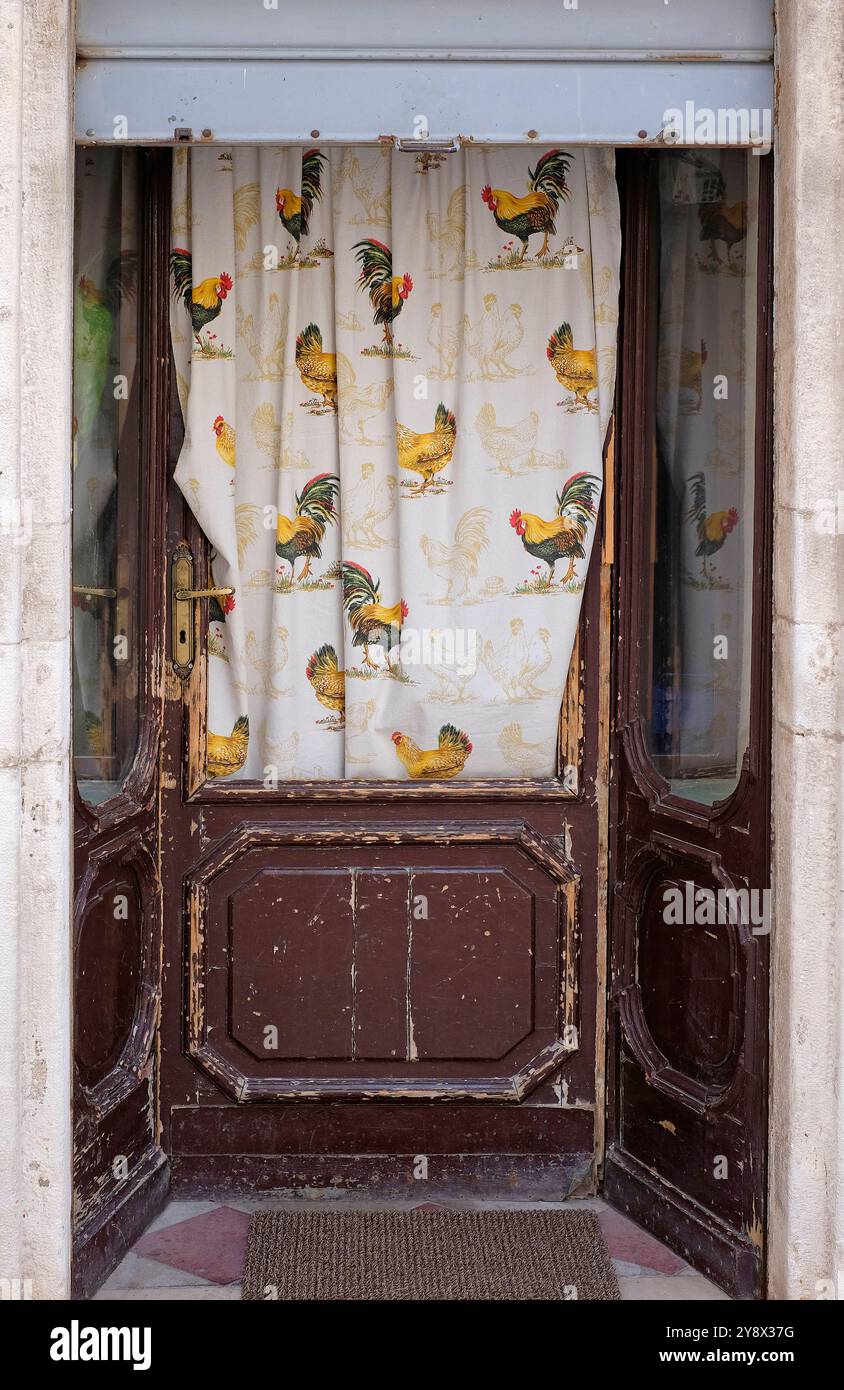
xmin=71 ymin=148 xmax=772 ymax=1300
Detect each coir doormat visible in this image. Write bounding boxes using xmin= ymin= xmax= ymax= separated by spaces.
xmin=241 ymin=1207 xmax=621 ymax=1301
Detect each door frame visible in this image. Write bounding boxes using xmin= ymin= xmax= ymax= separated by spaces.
xmin=6 ymin=1 xmax=841 ymax=1303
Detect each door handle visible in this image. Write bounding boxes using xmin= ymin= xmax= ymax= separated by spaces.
xmin=174 ymin=586 xmax=235 ymax=601
xmin=170 ymin=543 xmax=235 ymax=679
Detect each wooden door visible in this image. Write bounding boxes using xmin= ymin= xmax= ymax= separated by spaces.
xmin=160 ymin=508 xmax=610 ymax=1193
xmin=606 ymin=153 xmax=773 ymax=1299
xmin=155 ymin=151 xmax=613 ymax=1195
xmin=72 ymin=150 xmax=170 ymax=1295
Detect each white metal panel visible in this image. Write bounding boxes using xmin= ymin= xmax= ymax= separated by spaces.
xmin=75 ymin=59 xmax=774 ymax=146
xmin=74 ymin=0 xmax=774 ymax=146
xmin=77 ymin=0 xmax=775 ymax=57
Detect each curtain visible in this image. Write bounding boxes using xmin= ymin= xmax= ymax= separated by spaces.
xmin=170 ymin=145 xmax=620 ymax=781
xmin=654 ymin=151 xmax=758 ymax=785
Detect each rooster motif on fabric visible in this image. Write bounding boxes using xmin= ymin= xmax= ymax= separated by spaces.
xmin=481 ymin=149 xmax=572 ymax=261
xmin=275 ymin=472 xmax=340 ymax=583
xmin=276 ymin=149 xmax=327 ymax=262
xmin=296 ymin=323 xmax=338 ymax=413
xmin=391 ymin=724 xmax=473 ymax=780
xmin=685 ymin=472 xmax=739 ymax=585
xmin=342 ymin=561 xmax=408 ymax=673
xmin=510 ymin=472 xmax=601 ymax=588
xmin=353 ymin=238 xmax=413 ymax=353
xmin=396 ymin=403 xmax=456 ymax=495
xmin=170 ymin=248 xmax=233 ymax=355
xmin=306 ymin=644 xmax=345 ymax=729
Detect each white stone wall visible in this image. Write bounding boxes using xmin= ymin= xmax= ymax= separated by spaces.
xmin=0 ymin=0 xmax=74 ymax=1300
xmin=768 ymin=0 xmax=844 ymax=1302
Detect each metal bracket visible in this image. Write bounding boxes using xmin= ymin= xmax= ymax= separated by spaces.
xmin=393 ymin=136 xmax=461 ymax=153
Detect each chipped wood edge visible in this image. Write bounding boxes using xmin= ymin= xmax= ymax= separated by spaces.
xmin=592 ymin=558 xmax=613 ymax=1185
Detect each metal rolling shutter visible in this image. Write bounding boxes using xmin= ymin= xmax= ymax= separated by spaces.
xmin=75 ymin=0 xmax=774 ymax=147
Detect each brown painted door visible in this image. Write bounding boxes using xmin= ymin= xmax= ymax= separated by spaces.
xmin=72 ymin=150 xmax=170 ymax=1295
xmin=606 ymin=153 xmax=773 ymax=1299
xmin=157 ymin=139 xmax=612 ymax=1189
xmin=160 ymin=485 xmax=611 ymax=1193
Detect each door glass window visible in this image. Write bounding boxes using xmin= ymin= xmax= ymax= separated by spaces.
xmin=642 ymin=151 xmax=759 ymax=806
xmin=72 ymin=149 xmax=142 ymax=805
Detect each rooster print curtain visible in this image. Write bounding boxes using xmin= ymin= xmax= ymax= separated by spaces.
xmin=170 ymin=145 xmax=620 ymax=781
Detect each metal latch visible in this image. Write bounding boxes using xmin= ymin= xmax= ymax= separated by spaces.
xmin=170 ymin=542 xmax=234 ymax=679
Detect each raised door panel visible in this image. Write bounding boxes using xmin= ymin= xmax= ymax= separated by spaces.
xmin=187 ymin=823 xmax=578 ymax=1101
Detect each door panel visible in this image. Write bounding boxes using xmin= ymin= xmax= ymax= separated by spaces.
xmin=606 ymin=152 xmax=773 ymax=1299
xmin=183 ymin=827 xmax=578 ymax=1099
xmin=72 ymin=150 xmax=170 ymax=1297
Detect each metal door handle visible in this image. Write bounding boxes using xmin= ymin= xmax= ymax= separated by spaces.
xmin=175 ymin=586 xmax=235 ymax=601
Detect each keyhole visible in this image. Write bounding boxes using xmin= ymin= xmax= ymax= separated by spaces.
xmin=180 ymin=628 xmax=187 ymax=645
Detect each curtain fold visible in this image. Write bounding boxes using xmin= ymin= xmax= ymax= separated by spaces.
xmin=170 ymin=144 xmax=620 ymax=781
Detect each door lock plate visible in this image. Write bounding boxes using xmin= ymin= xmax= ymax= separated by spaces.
xmin=171 ymin=543 xmax=195 ymax=678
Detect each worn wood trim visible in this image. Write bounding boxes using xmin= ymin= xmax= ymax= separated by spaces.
xmin=73 ymin=828 xmax=161 ymax=1121
xmin=601 ymin=416 xmax=615 ymax=567
xmin=591 ymin=559 xmax=613 ymax=1186
xmin=613 ymin=839 xmax=757 ymax=1115
xmin=604 ymin=1151 xmax=760 ymax=1299
xmin=71 ymin=1148 xmax=170 ymax=1301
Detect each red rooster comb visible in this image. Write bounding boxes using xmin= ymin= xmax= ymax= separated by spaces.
xmin=218 ymin=271 xmax=233 ymax=294
xmin=212 ymin=415 xmax=224 ymax=432
xmin=509 ymin=508 xmax=523 ymax=529
xmin=391 ymin=731 xmax=403 ymax=744
xmin=481 ymin=185 xmax=493 ymax=205
xmin=725 ymin=508 xmax=740 ymax=530
xmin=400 ymin=599 xmax=409 ymax=620
xmin=401 ymin=272 xmax=414 ymax=297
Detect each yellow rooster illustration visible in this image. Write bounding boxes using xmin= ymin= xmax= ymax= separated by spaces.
xmin=207 ymin=716 xmax=249 ymax=778
xmin=212 ymin=415 xmax=236 ymax=468
xmin=547 ymin=322 xmax=598 ymax=412
xmin=396 ymin=402 xmax=456 ymax=494
xmin=306 ymin=644 xmax=345 ymax=728
xmin=295 ymin=323 xmax=337 ymax=412
xmin=391 ymin=724 xmax=473 ymax=780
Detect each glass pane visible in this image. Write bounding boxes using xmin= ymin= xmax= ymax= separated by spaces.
xmin=642 ymin=151 xmax=759 ymax=806
xmin=72 ymin=150 xmax=142 ymax=805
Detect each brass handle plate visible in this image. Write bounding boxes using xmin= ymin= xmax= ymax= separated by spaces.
xmin=170 ymin=543 xmax=235 ymax=678
xmin=171 ymin=544 xmax=195 ymax=678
